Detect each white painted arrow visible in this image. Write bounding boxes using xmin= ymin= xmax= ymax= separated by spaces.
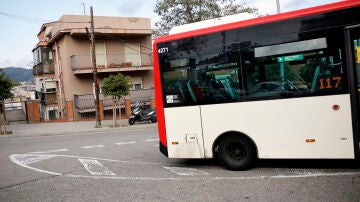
xmin=11 ymin=153 xmax=56 ymax=165
xmin=9 ymin=154 xmax=61 ymax=175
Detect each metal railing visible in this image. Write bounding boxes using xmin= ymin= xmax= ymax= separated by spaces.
xmin=33 ymin=60 xmax=55 ymax=75
xmin=70 ymin=53 xmax=153 ymax=70
xmin=73 ymin=89 xmax=154 ymax=120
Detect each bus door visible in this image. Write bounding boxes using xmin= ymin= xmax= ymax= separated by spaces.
xmin=346 ymin=26 xmax=360 ymax=157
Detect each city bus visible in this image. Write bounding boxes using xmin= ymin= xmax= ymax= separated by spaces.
xmin=153 ymin=0 xmax=360 ymax=170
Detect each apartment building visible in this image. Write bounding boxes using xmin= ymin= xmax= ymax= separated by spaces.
xmin=32 ymin=15 xmax=154 ymax=121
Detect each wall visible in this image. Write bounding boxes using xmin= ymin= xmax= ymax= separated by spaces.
xmin=48 ymin=15 xmax=152 ymax=38
xmin=55 ymin=34 xmax=154 ymax=102
xmin=26 ymin=100 xmax=41 ymax=123
xmin=46 ymin=15 xmax=153 ymax=103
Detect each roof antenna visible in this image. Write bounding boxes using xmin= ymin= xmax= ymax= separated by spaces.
xmin=81 ymin=3 xmax=86 ymax=15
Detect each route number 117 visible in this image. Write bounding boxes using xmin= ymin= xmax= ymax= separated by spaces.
xmin=318 ymin=76 xmax=342 ymax=90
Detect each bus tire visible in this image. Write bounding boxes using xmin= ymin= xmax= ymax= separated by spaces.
xmin=215 ymin=135 xmax=256 ymax=171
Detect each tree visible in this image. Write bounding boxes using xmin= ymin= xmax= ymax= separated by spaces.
xmin=0 ymin=70 xmax=16 ymax=101
xmin=154 ymin=0 xmax=259 ymax=37
xmin=101 ymin=73 xmax=131 ymax=127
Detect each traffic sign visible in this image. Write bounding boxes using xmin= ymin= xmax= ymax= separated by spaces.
xmin=277 ymin=54 xmax=303 ymax=63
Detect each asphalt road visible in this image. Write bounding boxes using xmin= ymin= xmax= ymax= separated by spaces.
xmin=0 ymin=127 xmax=359 ymax=201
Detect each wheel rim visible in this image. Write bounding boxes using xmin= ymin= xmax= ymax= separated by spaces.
xmin=226 ymin=142 xmax=246 ymax=161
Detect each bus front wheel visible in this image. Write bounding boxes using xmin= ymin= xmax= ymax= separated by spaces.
xmin=215 ymin=135 xmax=256 ymax=171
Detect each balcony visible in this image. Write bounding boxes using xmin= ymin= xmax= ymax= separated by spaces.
xmin=70 ymin=53 xmax=153 ymax=74
xmin=40 ymin=93 xmax=58 ymax=105
xmin=33 ymin=60 xmax=55 ymax=76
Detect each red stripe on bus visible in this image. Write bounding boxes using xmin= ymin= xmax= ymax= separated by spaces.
xmin=153 ymin=43 xmax=167 ymax=147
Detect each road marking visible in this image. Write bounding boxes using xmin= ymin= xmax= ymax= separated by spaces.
xmin=9 ymin=154 xmax=61 ymax=175
xmin=145 ymin=139 xmax=158 ymax=142
xmin=81 ymin=145 xmax=105 ymax=149
xmin=0 ymin=127 xmax=155 ymax=140
xmin=10 ymin=153 xmax=56 ymax=165
xmin=10 ymin=153 xmax=360 ymax=181
xmin=29 ymin=148 xmax=69 ymax=154
xmin=66 ymin=171 xmax=360 ymax=181
xmin=163 ymin=166 xmax=209 ymax=176
xmin=78 ymin=158 xmax=115 ymax=176
xmin=115 ymin=141 xmax=136 ymax=145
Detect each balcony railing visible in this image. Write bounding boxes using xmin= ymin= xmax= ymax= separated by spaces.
xmin=70 ymin=53 xmax=153 ymax=71
xmin=40 ymin=93 xmax=58 ymax=105
xmin=33 ymin=60 xmax=55 ymax=75
xmin=74 ymin=89 xmax=154 ymax=114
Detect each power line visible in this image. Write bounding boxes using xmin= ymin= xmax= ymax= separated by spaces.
xmin=0 ymin=11 xmax=52 ymax=23
xmin=0 ymin=10 xmax=90 ymax=24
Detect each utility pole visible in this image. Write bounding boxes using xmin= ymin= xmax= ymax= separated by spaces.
xmin=276 ymin=0 xmax=281 ymax=14
xmin=90 ymin=6 xmax=101 ymax=128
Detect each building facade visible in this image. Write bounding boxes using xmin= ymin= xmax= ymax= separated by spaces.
xmin=32 ymin=15 xmax=154 ymax=121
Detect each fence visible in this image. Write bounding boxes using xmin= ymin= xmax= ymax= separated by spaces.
xmin=1 ymin=101 xmax=27 ymax=134
xmin=3 ymin=101 xmax=27 ymax=123
xmin=8 ymin=89 xmax=155 ymax=123
xmin=73 ymin=88 xmax=154 ymax=121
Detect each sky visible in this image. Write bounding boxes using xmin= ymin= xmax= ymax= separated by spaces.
xmin=0 ymin=0 xmax=343 ymax=69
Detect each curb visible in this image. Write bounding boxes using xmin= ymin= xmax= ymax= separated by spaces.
xmin=0 ymin=123 xmax=157 ymax=139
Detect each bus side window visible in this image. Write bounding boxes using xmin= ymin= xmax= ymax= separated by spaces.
xmin=314 ymin=73 xmax=343 ymax=93
xmin=210 ymin=80 xmax=230 ymax=100
xmin=311 ymin=66 xmax=321 ymax=92
xmin=175 ymin=81 xmax=192 ymax=104
xmin=222 ymin=78 xmax=236 ymax=99
xmin=187 ymin=80 xmax=205 ymax=103
xmin=312 ymin=61 xmax=344 ymax=93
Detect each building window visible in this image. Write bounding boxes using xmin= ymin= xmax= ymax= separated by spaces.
xmin=124 ymin=43 xmax=141 ymax=66
xmin=33 ymin=47 xmax=42 ymax=65
xmin=128 ymin=76 xmax=142 ymax=90
xmin=129 ymin=83 xmax=142 ymax=90
xmin=95 ymin=42 xmax=107 ymax=67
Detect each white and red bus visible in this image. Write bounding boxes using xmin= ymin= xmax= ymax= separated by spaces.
xmin=153 ymin=1 xmax=360 ymax=170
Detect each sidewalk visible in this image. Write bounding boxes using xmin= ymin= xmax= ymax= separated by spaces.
xmin=0 ymin=119 xmax=157 ymax=138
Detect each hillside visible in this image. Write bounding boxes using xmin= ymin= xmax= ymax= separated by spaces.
xmin=1 ymin=67 xmax=34 ymax=82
